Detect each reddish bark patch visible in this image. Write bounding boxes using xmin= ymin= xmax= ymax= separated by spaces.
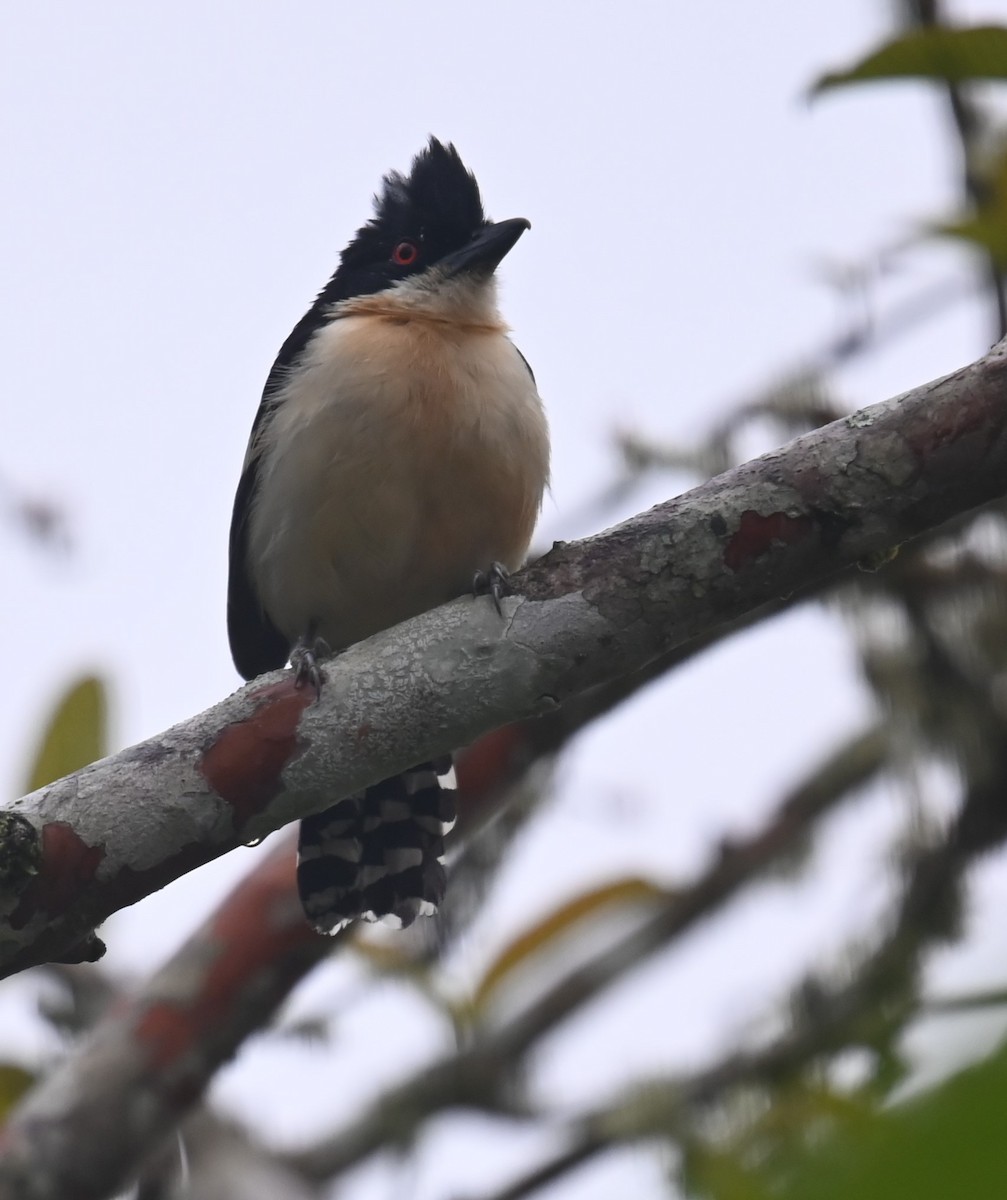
xmin=133 ymin=838 xmax=324 ymax=1089
xmin=133 ymin=1001 xmax=199 ymax=1081
xmin=9 ymin=823 xmax=105 ymax=929
xmin=99 ymin=840 xmax=214 ymax=914
xmin=201 ymin=680 xmax=314 ymax=827
xmin=724 ymin=510 xmax=814 ymax=572
xmin=454 ymin=723 xmax=532 ymax=833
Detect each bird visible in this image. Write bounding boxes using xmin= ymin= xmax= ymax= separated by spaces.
xmin=227 ymin=138 xmax=549 ymax=934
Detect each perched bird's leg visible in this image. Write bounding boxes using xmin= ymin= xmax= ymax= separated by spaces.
xmin=290 ymin=632 xmax=331 ymax=693
xmin=473 ymin=561 xmax=511 ymax=616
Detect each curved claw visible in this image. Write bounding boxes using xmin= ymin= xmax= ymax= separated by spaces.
xmin=473 ymin=561 xmax=511 ymax=616
xmin=291 ymin=635 xmax=331 ymax=694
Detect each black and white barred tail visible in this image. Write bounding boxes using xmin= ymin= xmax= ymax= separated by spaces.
xmin=296 ymin=761 xmax=456 ymax=934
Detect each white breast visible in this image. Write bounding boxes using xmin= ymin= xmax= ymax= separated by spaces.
xmin=246 ymin=311 xmax=549 ymax=651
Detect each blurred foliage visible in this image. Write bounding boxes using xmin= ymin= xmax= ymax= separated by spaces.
xmin=934 ymin=140 xmax=1007 ymax=266
xmin=472 ymin=877 xmax=665 ymax=1014
xmin=814 ymin=21 xmax=1007 ymax=268
xmin=23 ymin=675 xmax=108 ymax=794
xmin=811 ymin=24 xmax=1007 ymax=93
xmin=682 ymin=1041 xmax=1007 ymax=1199
xmin=0 ymin=1065 xmax=35 ymax=1122
xmin=0 ymin=468 xmax=72 ymax=558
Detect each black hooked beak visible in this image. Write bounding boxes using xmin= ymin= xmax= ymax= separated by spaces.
xmin=439 ymin=217 xmax=531 ymax=278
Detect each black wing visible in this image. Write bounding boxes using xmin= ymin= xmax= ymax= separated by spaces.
xmin=226 ymin=301 xmax=338 ymax=681
xmin=227 ymin=450 xmax=289 ymax=681
xmin=513 ymin=343 xmax=536 ymax=384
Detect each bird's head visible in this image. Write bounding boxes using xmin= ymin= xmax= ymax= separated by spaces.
xmin=330 ymin=138 xmax=529 ymax=323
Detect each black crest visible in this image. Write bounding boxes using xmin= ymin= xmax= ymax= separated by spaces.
xmin=248 ymin=140 xmax=484 ymax=410
xmin=258 ymin=140 xmax=491 ymax=398
xmin=342 ymin=137 xmax=486 ymax=277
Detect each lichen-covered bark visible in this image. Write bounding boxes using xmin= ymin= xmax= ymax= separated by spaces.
xmin=0 ymin=341 xmax=1004 ymax=979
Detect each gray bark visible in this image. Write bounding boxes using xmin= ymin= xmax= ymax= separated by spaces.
xmin=0 ymin=339 xmax=1005 ymax=980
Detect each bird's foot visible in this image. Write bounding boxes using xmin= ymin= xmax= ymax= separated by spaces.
xmin=473 ymin=561 xmax=511 ymax=616
xmin=291 ymin=635 xmax=331 ymax=694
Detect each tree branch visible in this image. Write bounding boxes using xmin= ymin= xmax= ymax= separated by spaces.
xmin=468 ymin=606 xmax=1007 ymax=1200
xmin=0 ymin=835 xmax=335 ymax=1200
xmin=277 ymin=723 xmax=889 ymax=1183
xmin=469 ymin=753 xmax=1007 ymax=1200
xmin=2 ymin=339 xmax=1006 ymax=977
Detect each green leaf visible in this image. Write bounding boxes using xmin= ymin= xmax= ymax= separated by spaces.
xmin=928 ymin=147 xmax=1007 ymax=266
xmin=684 ymin=1145 xmax=776 ymax=1200
xmin=932 ymin=211 xmax=1007 ymax=265
xmin=24 ymin=675 xmax=108 ymax=793
xmin=811 ymin=26 xmax=1007 ymax=96
xmin=746 ymin=1045 xmax=1007 ymax=1199
xmin=0 ymin=1063 xmax=35 ymax=1120
xmin=472 ymin=877 xmax=666 ymax=1013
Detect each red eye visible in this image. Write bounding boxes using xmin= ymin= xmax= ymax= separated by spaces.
xmin=392 ymin=240 xmax=419 ymax=266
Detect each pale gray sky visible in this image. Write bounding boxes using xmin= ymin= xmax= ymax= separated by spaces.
xmin=4 ymin=3 xmax=1007 ymax=1198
